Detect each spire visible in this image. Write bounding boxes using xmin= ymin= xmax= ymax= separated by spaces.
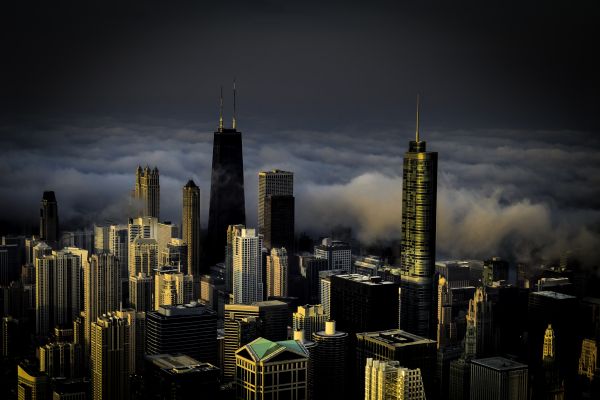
xmin=219 ymin=86 xmax=224 ymax=132
xmin=232 ymin=79 xmax=237 ymax=130
xmin=415 ymin=94 xmax=421 ymax=142
xmin=543 ymin=324 xmax=555 ymax=359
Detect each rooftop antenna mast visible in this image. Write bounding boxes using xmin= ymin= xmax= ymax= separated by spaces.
xmin=232 ymin=79 xmax=237 ymax=130
xmin=415 ymin=94 xmax=421 ymax=142
xmin=219 ymin=86 xmax=224 ymax=132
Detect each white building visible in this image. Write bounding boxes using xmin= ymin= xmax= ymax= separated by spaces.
xmin=232 ymin=228 xmax=264 ymax=304
xmin=365 ymin=358 xmax=426 ymax=400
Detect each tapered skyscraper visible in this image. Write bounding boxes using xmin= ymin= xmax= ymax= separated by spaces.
xmin=207 ymin=85 xmax=246 ymax=265
xmin=400 ymin=96 xmax=438 ymax=338
xmin=134 ymin=165 xmax=160 ymax=219
xmin=182 ymin=180 xmax=202 ymax=275
xmin=40 ymin=191 xmax=59 ymax=247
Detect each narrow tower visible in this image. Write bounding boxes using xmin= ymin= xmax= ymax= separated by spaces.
xmin=182 ymin=180 xmax=202 ymax=276
xmin=207 ymin=83 xmax=246 ymax=265
xmin=400 ymin=96 xmax=438 ymax=338
xmin=40 ymin=191 xmax=59 ymax=248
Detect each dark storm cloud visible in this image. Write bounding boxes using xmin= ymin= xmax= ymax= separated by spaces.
xmin=1 ymin=117 xmax=599 ymax=268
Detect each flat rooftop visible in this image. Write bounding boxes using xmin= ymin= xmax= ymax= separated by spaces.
xmin=334 ymin=274 xmax=396 ymax=286
xmin=357 ymin=329 xmax=436 ymax=346
xmin=147 ymin=354 xmax=219 ymax=374
xmin=157 ymin=302 xmax=214 ymax=316
xmin=532 ymin=291 xmax=576 ymax=300
xmin=472 ymin=357 xmax=527 ymax=371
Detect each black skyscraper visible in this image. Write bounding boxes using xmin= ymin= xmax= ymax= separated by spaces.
xmin=264 ymin=194 xmax=295 ymax=252
xmin=207 ymin=86 xmax=246 ymax=265
xmin=40 ymin=191 xmax=59 ymax=248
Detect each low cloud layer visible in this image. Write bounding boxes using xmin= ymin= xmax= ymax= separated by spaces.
xmin=1 ymin=116 xmax=599 ymax=267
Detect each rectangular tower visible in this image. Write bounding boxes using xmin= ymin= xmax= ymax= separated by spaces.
xmin=232 ymin=228 xmax=263 ymax=304
xmin=258 ymin=169 xmax=294 ymax=234
xmin=400 ymin=103 xmax=438 ymax=338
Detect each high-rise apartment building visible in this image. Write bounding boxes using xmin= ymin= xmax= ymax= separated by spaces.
xmin=225 ymin=224 xmax=245 ymax=293
xmin=314 ymin=238 xmax=352 ymax=273
xmin=39 ymin=341 xmax=82 ymax=379
xmin=146 ymin=303 xmax=217 ymax=364
xmin=266 ymin=247 xmax=288 ymax=298
xmin=93 ymin=225 xmax=110 ymax=253
xmin=293 ymin=304 xmax=326 ymax=341
xmin=134 ymin=165 xmax=160 ymax=219
xmin=128 ymin=237 xmax=158 ymax=277
xmin=109 ymin=224 xmax=129 ymax=280
xmin=311 ymin=320 xmax=349 ymax=399
xmin=264 ymin=195 xmax=295 ymax=252
xmin=232 ymin=228 xmax=264 ymax=304
xmin=17 ymin=362 xmax=49 ymax=400
xmin=154 ymin=268 xmax=194 ymax=310
xmin=223 ymin=301 xmax=289 ymax=380
xmin=207 ymin=90 xmax=246 ymax=265
xmin=235 ymin=337 xmax=309 ymax=400
xmin=83 ymin=253 xmax=121 ymax=356
xmin=365 ymin=358 xmax=426 ymax=400
xmin=482 ymin=257 xmax=510 ymax=286
xmin=40 ymin=191 xmax=59 ymax=248
xmin=300 ymin=256 xmax=329 ymax=304
xmin=90 ymin=313 xmax=132 ymax=400
xmin=400 ymin=100 xmax=438 ymax=338
xmin=182 ymin=180 xmax=202 ymax=276
xmin=128 ymin=272 xmax=153 ymax=312
xmin=469 ymin=357 xmax=528 ymax=400
xmin=35 ymin=248 xmax=86 ymax=336
xmin=115 ymin=308 xmax=146 ymax=375
xmin=258 ymin=170 xmax=293 ymax=233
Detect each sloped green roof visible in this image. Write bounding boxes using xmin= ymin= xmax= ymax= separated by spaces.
xmin=242 ymin=337 xmax=309 ymax=362
xmin=248 ymin=338 xmax=281 ymax=360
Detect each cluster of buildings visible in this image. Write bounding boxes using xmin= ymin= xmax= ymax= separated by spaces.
xmin=1 ymin=97 xmax=599 ymax=400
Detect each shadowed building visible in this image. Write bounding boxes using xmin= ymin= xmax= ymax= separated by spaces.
xmin=311 ymin=320 xmax=348 ymax=400
xmin=400 ymin=98 xmax=438 ymax=338
xmin=182 ymin=180 xmax=202 ymax=276
xmin=134 ymin=165 xmax=160 ymax=219
xmin=469 ymin=357 xmax=528 ymax=400
xmin=207 ymin=87 xmax=246 ymax=265
xmin=40 ymin=191 xmax=59 ymax=248
xmin=258 ymin=170 xmax=294 ymax=235
xmin=264 ymin=195 xmax=295 ymax=252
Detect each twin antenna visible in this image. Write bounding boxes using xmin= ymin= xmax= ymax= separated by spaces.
xmin=218 ymin=80 xmax=237 ymax=132
xmin=415 ymin=94 xmax=421 ymax=143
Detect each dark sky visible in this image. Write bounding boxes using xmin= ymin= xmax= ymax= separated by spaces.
xmin=1 ymin=1 xmax=599 ymax=266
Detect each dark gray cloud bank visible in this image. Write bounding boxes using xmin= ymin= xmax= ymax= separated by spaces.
xmin=1 ymin=117 xmax=599 ymax=267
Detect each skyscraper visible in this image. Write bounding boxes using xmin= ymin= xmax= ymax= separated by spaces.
xmin=311 ymin=320 xmax=349 ymax=399
xmin=232 ymin=228 xmax=263 ymax=304
xmin=464 ymin=287 xmax=493 ymax=358
xmin=469 ymin=357 xmax=528 ymax=400
xmin=40 ymin=191 xmax=59 ymax=248
xmin=225 ymin=224 xmax=245 ymax=293
xmin=266 ymin=247 xmax=288 ymax=298
xmin=207 ymin=86 xmax=246 ymax=265
xmin=17 ymin=362 xmax=49 ymax=400
xmin=365 ymin=358 xmax=426 ymax=400
xmin=400 ymin=98 xmax=438 ymax=338
xmin=314 ymin=238 xmax=352 ymax=272
xmin=128 ymin=272 xmax=153 ymax=313
xmin=293 ymin=304 xmax=327 ymax=341
xmin=83 ymin=253 xmax=121 ymax=356
xmin=128 ymin=237 xmax=158 ymax=277
xmin=258 ymin=170 xmax=294 ymax=234
xmin=264 ymin=195 xmax=295 ymax=252
xmin=90 ymin=313 xmax=132 ymax=400
xmin=39 ymin=341 xmax=82 ymax=379
xmin=134 ymin=165 xmax=160 ymax=219
xmin=235 ymin=337 xmax=309 ymax=400
xmin=154 ymin=267 xmax=194 ymax=309
xmin=182 ymin=180 xmax=202 ymax=276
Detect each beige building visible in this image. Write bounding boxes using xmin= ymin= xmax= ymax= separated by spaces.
xmin=266 ymin=247 xmax=288 ymax=298
xmin=292 ymin=304 xmax=326 ymax=341
xmin=579 ymin=338 xmax=598 ymax=380
xmin=128 ymin=237 xmax=158 ymax=277
xmin=154 ymin=269 xmax=194 ymax=310
xmin=17 ymin=363 xmax=49 ymax=400
xmin=365 ymin=358 xmax=426 ymax=400
xmin=182 ymin=180 xmax=201 ymax=277
xmin=134 ymin=165 xmax=160 ymax=219
xmin=235 ymin=337 xmax=309 ymax=400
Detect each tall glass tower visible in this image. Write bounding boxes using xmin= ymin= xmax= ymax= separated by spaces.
xmin=207 ymin=85 xmax=246 ymax=265
xmin=400 ymin=97 xmax=438 ymax=338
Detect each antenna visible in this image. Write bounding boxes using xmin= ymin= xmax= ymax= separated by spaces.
xmin=415 ymin=94 xmax=421 ymax=142
xmin=219 ymin=86 xmax=224 ymax=132
xmin=232 ymin=78 xmax=237 ymax=130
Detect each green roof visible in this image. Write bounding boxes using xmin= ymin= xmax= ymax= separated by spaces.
xmin=240 ymin=337 xmax=309 ymax=362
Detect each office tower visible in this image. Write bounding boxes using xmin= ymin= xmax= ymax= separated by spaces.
xmin=266 ymin=247 xmax=288 ymax=298
xmin=127 ymin=216 xmax=175 ymax=262
xmin=578 ymin=338 xmax=598 ymax=381
xmin=400 ymin=101 xmax=438 ymax=338
xmin=161 ymin=238 xmax=188 ymax=270
xmin=300 ymin=256 xmax=330 ymax=303
xmin=232 ymin=228 xmax=263 ymax=304
xmin=129 ymin=237 xmax=158 ymax=277
xmin=535 ymin=324 xmax=565 ymax=400
xmin=39 ymin=342 xmax=82 ymax=378
xmin=109 ymin=224 xmax=129 ymax=278
xmin=93 ymin=225 xmax=110 ymax=253
xmin=40 ymin=191 xmax=59 ymax=248
xmin=200 ymin=274 xmax=225 ymax=312
xmin=314 ymin=238 xmax=352 ymax=272
xmin=134 ymin=165 xmax=160 ymax=219
xmin=464 ymin=287 xmax=493 ymax=358
xmin=2 ymin=315 xmax=19 ymax=358
xmin=330 ymin=274 xmax=399 ymax=333
xmin=356 ymin=329 xmax=437 ymax=400
xmin=319 ymin=269 xmax=345 ymax=319
xmin=354 ymin=255 xmax=385 ymax=276
xmin=182 ymin=180 xmax=202 ymax=276
xmin=0 ymin=242 xmax=20 ymax=285
xmin=154 ymin=268 xmax=194 ymax=309
xmin=84 ymin=253 xmax=121 ymax=354
xmin=293 ymin=304 xmax=326 ymax=341
xmin=17 ymin=362 xmax=49 ymax=400
xmin=144 ymin=354 xmax=220 ymax=400
xmin=311 ymin=320 xmax=348 ymax=399
xmin=129 ymin=273 xmax=153 ymax=312
xmin=470 ymin=357 xmax=528 ymax=400
xmin=263 ymin=194 xmax=295 ymax=252
xmin=225 ymin=224 xmax=245 ymax=293
xmin=235 ymin=337 xmax=309 ymax=399
xmin=482 ymin=257 xmax=510 ymax=286
xmin=435 ymin=261 xmax=474 ymax=288
xmin=207 ymin=88 xmax=246 ymax=265
xmin=258 ymin=170 xmax=293 ymax=233
xmin=115 ymin=308 xmax=146 ymax=375
xmin=35 ymin=249 xmax=85 ymax=336
xmin=365 ymin=358 xmax=426 ymax=400
xmin=437 ymin=276 xmax=454 ymax=349
xmin=90 ymin=313 xmax=132 ymax=400
xmin=223 ymin=300 xmax=289 ymax=380
xmin=146 ymin=303 xmax=217 ymax=364
xmin=60 ymin=229 xmax=94 ymax=254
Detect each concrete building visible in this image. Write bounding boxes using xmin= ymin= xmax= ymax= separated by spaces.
xmin=17 ymin=362 xmax=49 ymax=400
xmin=314 ymin=238 xmax=352 ymax=273
xmin=134 ymin=165 xmax=160 ymax=219
xmin=469 ymin=357 xmax=528 ymax=400
xmin=182 ymin=180 xmax=202 ymax=276
xmin=128 ymin=272 xmax=153 ymax=313
xmin=311 ymin=320 xmax=348 ymax=399
xmin=232 ymin=228 xmax=264 ymax=304
xmin=154 ymin=268 xmax=194 ymax=310
xmin=39 ymin=342 xmax=82 ymax=379
xmin=365 ymin=358 xmax=426 ymax=400
xmin=266 ymin=247 xmax=288 ymax=298
xmin=293 ymin=304 xmax=326 ymax=341
xmin=258 ymin=170 xmax=293 ymax=234
xmin=40 ymin=191 xmax=59 ymax=248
